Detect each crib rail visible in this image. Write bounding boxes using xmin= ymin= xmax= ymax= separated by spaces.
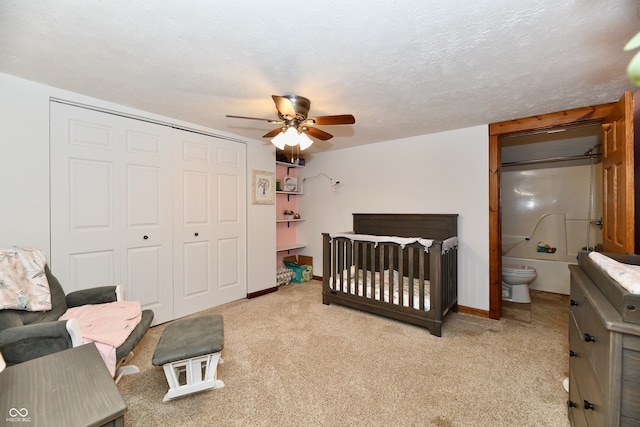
xmin=322 ymin=233 xmax=458 ymax=321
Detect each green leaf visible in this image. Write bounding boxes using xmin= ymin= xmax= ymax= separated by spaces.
xmin=624 ymin=31 xmax=640 ymax=51
xmin=627 ymin=51 xmax=640 ymax=86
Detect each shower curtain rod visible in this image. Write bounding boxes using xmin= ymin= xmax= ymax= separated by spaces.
xmin=502 ymin=153 xmax=601 ymax=167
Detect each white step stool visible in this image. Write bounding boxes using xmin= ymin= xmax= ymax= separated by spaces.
xmin=152 ymin=314 xmax=225 ymax=402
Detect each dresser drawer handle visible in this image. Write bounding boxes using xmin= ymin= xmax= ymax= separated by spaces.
xmin=567 ymin=400 xmax=578 ymax=408
xmin=570 ymin=299 xmax=578 ymax=306
xmin=584 ymin=333 xmax=595 ymax=343
xmin=583 ymin=400 xmax=595 ymax=410
xmin=569 ymin=350 xmax=577 ymax=357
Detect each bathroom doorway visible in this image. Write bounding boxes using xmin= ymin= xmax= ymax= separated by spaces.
xmin=487 ymin=95 xmax=635 ymax=320
xmin=499 ymin=125 xmax=603 ymax=320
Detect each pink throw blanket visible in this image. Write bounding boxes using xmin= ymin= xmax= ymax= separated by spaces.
xmin=60 ymin=301 xmax=142 ymax=376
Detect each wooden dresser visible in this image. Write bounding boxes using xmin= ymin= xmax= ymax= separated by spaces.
xmin=0 ymin=343 xmax=127 ymax=426
xmin=568 ymin=252 xmax=640 ymax=426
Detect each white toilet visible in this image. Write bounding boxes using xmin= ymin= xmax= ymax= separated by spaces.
xmin=502 ymin=264 xmax=537 ymax=303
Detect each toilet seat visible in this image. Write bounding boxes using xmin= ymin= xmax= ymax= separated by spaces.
xmin=502 ymin=264 xmax=537 ymax=276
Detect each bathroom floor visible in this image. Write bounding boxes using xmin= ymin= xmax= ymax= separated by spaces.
xmin=503 ymin=290 xmax=570 ymax=329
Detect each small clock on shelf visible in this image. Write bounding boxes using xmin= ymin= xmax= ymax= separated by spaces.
xmin=283 ymin=176 xmax=298 ymax=192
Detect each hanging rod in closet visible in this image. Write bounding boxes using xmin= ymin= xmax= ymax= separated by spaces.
xmin=502 ymin=153 xmax=601 ymax=167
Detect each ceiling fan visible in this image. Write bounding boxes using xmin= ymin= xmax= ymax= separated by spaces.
xmin=225 ymin=95 xmax=355 ymax=149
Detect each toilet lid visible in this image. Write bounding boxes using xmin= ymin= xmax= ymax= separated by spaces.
xmin=502 ymin=264 xmax=537 ymax=275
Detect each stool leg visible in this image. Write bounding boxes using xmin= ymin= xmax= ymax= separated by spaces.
xmin=162 ymin=352 xmax=224 ymax=402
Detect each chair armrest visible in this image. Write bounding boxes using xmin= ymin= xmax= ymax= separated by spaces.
xmin=66 ymin=286 xmax=119 ymax=307
xmin=0 ymin=320 xmax=80 ymax=366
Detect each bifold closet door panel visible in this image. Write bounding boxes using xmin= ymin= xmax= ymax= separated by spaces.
xmin=172 ymin=130 xmax=247 ymax=318
xmin=50 ymin=102 xmax=174 ymax=325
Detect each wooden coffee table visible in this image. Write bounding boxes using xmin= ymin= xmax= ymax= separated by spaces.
xmin=0 ymin=343 xmax=127 ymax=426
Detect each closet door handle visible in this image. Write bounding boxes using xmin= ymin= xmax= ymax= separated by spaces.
xmin=584 ymin=333 xmax=595 ymax=343
xmin=567 ymin=400 xmax=577 ymax=408
xmin=570 ymin=299 xmax=578 ymax=306
xmin=569 ymin=350 xmax=577 ymax=357
xmin=583 ymin=400 xmax=594 ymax=410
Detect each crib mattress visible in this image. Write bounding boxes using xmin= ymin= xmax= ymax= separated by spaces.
xmin=330 ymin=269 xmax=431 ymax=311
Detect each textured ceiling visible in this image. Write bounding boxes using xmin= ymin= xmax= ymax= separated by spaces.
xmin=1 ymin=1 xmax=639 ymax=153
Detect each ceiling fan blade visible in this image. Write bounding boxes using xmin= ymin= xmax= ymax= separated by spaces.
xmin=304 ymin=127 xmax=333 ymax=141
xmin=272 ymin=95 xmax=296 ymax=119
xmin=262 ymin=128 xmax=283 ymax=138
xmin=306 ymin=114 xmax=356 ymax=126
xmin=225 ymin=114 xmax=281 ymax=124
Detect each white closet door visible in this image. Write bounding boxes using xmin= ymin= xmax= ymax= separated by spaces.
xmin=50 ymin=103 xmax=121 ymax=291
xmin=212 ymin=138 xmax=247 ymax=305
xmin=50 ymin=102 xmax=174 ymax=324
xmin=173 ymin=131 xmax=246 ymax=317
xmin=120 ymin=125 xmax=174 ymax=324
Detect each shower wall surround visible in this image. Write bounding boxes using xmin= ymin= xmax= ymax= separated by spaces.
xmin=502 ymin=163 xmax=603 ymax=294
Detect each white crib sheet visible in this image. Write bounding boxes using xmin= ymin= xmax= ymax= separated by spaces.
xmin=330 ymin=268 xmax=431 ymax=311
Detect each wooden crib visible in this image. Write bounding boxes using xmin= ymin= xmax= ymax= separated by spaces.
xmin=322 ymin=214 xmax=458 ymax=337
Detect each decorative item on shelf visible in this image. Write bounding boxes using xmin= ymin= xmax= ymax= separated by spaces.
xmin=283 ymin=176 xmax=297 ymax=192
xmin=276 ymin=180 xmax=281 ymax=191
xmin=283 ymin=209 xmax=294 ymax=220
xmin=293 ymin=213 xmax=301 ymax=219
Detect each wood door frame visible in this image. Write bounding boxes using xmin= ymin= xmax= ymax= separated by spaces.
xmin=488 ymin=102 xmax=616 ymax=319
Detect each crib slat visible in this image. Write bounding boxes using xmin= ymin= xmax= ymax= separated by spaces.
xmin=369 ymin=242 xmax=375 ymax=300
xmin=388 ymin=245 xmax=394 ymax=304
xmin=418 ymin=250 xmax=427 ymax=311
xmin=331 ymin=238 xmax=338 ymax=291
xmin=430 ymin=242 xmax=442 ymax=320
xmin=354 ymin=241 xmax=360 ymax=295
xmin=378 ymin=244 xmax=385 ymax=302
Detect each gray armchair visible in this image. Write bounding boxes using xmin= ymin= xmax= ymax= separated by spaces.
xmin=0 ymin=265 xmax=153 ymax=381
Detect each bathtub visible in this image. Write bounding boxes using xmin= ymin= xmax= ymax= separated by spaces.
xmin=502 ymin=256 xmax=575 ymax=295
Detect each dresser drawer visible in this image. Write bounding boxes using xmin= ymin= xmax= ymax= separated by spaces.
xmin=621 ymin=349 xmax=640 ymax=421
xmin=571 ymin=278 xmax=586 ymax=328
xmin=577 ymin=363 xmax=606 ymax=427
xmin=570 ymin=314 xmax=587 ymax=378
xmin=569 ymin=369 xmax=588 ymax=427
xmin=582 ymin=295 xmax=611 ymax=397
xmin=570 ymin=317 xmax=606 ymax=426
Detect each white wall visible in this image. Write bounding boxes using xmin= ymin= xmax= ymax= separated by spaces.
xmin=0 ymin=72 xmax=275 ymax=294
xmin=297 ymin=125 xmax=490 ymax=311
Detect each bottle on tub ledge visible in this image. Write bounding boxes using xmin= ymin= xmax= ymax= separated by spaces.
xmin=536 ymin=242 xmax=556 ymax=253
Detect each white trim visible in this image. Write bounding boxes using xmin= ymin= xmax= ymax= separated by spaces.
xmin=49 ymin=97 xmax=248 ymax=143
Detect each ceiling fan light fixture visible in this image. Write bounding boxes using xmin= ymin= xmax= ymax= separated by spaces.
xmin=282 ymin=127 xmax=300 ymax=147
xmin=229 ymin=94 xmax=354 ymax=150
xmin=270 ymin=126 xmax=314 ymax=151
xmin=297 ymin=131 xmax=314 ymax=150
xmin=271 ymin=131 xmax=286 ymax=149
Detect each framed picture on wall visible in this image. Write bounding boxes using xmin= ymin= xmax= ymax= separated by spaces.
xmin=252 ymin=169 xmax=275 ymax=205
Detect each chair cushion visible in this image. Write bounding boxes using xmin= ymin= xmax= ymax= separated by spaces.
xmin=152 ymin=315 xmax=224 ymax=366
xmin=115 ymin=309 xmax=154 ymax=360
xmin=0 ymin=321 xmax=73 ymax=366
xmin=0 ymin=266 xmax=67 ymax=331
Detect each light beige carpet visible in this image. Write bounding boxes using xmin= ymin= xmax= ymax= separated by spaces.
xmin=117 ymin=281 xmax=570 ymax=427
